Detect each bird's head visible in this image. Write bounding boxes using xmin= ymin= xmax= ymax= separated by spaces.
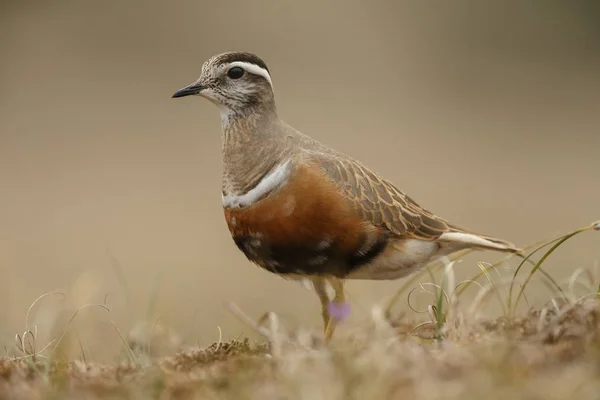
xmin=172 ymin=52 xmax=274 ymax=116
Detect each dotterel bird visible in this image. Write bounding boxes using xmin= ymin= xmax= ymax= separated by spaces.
xmin=172 ymin=52 xmax=519 ymax=340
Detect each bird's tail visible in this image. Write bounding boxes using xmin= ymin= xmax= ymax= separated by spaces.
xmin=439 ymin=226 xmax=520 ymax=253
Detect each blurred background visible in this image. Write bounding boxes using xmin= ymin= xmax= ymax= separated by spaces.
xmin=1 ymin=1 xmax=599 ymax=361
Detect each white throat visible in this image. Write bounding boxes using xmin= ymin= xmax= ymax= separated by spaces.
xmin=220 ymin=107 xmax=234 ymax=126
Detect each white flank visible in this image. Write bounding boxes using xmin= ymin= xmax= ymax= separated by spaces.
xmin=222 ymin=160 xmax=290 ymax=208
xmin=439 ymin=232 xmax=511 ymax=251
xmin=347 ymin=239 xmax=438 ymax=281
xmin=227 ymin=61 xmax=273 ymax=88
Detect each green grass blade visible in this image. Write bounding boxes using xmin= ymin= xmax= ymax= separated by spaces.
xmin=476 ymin=262 xmax=507 ymax=315
xmin=511 ymin=225 xmax=596 ymax=314
xmin=506 ymin=225 xmax=594 ymax=315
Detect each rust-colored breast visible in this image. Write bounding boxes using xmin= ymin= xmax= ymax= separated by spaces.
xmin=223 ymin=162 xmax=389 ymax=277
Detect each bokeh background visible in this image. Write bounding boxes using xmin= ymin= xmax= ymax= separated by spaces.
xmin=1 ymin=1 xmax=599 ymax=361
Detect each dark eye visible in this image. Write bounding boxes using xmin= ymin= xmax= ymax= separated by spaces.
xmin=227 ymin=67 xmax=244 ymax=79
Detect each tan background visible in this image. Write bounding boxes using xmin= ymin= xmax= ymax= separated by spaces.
xmin=1 ymin=1 xmax=599 ymax=360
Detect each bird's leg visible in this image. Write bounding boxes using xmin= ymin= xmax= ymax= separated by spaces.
xmin=324 ymin=277 xmax=349 ymax=341
xmin=310 ymin=277 xmax=332 ymax=334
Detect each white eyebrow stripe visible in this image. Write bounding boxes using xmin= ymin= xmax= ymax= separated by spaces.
xmin=227 ymin=61 xmax=273 ymax=89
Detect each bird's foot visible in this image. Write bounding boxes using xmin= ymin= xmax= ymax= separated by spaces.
xmin=327 ymin=301 xmax=351 ymax=321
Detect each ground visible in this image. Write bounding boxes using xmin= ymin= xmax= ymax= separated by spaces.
xmin=2 ymin=300 xmax=600 ymax=400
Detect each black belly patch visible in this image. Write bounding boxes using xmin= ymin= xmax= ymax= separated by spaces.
xmin=232 ymin=232 xmax=389 ymax=277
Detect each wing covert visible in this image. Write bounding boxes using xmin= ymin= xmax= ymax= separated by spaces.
xmin=311 ymin=153 xmax=450 ymax=240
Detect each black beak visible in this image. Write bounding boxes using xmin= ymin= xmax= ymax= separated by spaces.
xmin=172 ymin=83 xmax=204 ymax=98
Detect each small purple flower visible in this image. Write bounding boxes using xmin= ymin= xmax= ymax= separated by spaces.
xmin=327 ymin=301 xmax=351 ymax=321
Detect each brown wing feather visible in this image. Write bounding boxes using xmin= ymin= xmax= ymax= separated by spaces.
xmin=312 ymin=153 xmax=451 ymax=241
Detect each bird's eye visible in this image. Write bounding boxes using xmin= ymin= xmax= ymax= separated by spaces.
xmin=227 ymin=67 xmax=244 ymax=79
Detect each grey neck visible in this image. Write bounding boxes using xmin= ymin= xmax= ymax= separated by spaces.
xmin=220 ymin=104 xmax=293 ymax=196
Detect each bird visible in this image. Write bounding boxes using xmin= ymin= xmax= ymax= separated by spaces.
xmin=172 ymin=51 xmax=519 ymax=340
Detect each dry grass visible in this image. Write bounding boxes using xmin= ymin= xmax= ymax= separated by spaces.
xmin=1 ymin=222 xmax=599 ymax=399
xmin=2 ymin=303 xmax=600 ymax=400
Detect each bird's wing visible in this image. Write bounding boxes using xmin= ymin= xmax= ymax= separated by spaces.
xmin=310 ymin=152 xmax=451 ymax=241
